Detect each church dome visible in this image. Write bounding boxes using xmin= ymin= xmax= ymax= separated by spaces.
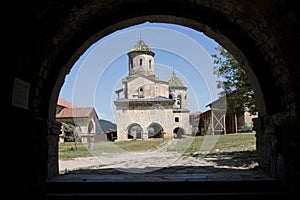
xmin=168 ymin=71 xmax=187 ymax=89
xmin=128 ymin=39 xmax=155 ymax=56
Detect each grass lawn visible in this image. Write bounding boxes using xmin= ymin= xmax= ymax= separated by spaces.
xmin=59 ymin=132 xmax=256 ymax=160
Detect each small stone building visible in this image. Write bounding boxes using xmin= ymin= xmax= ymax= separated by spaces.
xmin=56 ymin=97 xmax=99 ymax=143
xmin=114 ymin=39 xmax=192 ymax=140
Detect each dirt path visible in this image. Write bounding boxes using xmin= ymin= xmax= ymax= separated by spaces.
xmin=59 ymin=149 xmax=258 ymax=174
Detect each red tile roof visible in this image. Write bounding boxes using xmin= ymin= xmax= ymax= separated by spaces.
xmin=56 ymin=107 xmax=95 ymax=118
xmin=57 ymin=97 xmax=76 ymax=108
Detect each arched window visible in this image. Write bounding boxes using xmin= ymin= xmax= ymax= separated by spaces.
xmin=88 ymin=121 xmax=94 ymax=133
xmin=130 ymin=60 xmax=133 ymax=69
xmin=149 ymin=60 xmax=152 ymax=68
xmin=138 ymin=87 xmax=144 ymax=98
xmin=139 ymin=58 xmax=143 ymax=67
xmin=176 ymin=95 xmax=182 ymax=108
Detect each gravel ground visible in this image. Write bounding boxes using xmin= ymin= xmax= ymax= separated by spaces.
xmin=59 ymin=149 xmax=258 ymax=174
xmin=55 ymin=134 xmax=271 ymax=182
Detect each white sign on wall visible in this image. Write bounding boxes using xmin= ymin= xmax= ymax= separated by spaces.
xmin=12 ymin=77 xmax=30 ymax=109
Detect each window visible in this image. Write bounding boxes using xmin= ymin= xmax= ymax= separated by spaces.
xmin=176 ymin=95 xmax=182 ymax=108
xmin=138 ymin=87 xmax=144 ymax=98
xmin=149 ymin=60 xmax=151 ymax=68
xmin=139 ymin=59 xmax=143 ymax=67
xmin=175 ymin=117 xmax=179 ymax=122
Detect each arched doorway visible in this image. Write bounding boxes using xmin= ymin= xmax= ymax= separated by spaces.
xmin=173 ymin=127 xmax=185 ymax=139
xmin=147 ymin=123 xmax=164 ymax=138
xmin=87 ymin=120 xmax=95 ymax=134
xmin=127 ymin=124 xmax=143 ymax=139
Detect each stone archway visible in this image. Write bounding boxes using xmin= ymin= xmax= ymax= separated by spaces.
xmin=87 ymin=120 xmax=94 ymax=134
xmin=127 ymin=123 xmax=143 ymax=139
xmin=147 ymin=123 xmax=164 ymax=138
xmin=173 ymin=127 xmax=185 ymax=139
xmin=9 ymin=1 xmax=300 ymax=198
xmin=42 ymin=0 xmax=298 ymax=189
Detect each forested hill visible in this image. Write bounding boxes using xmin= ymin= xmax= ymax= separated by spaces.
xmin=97 ymin=119 xmax=116 ymax=133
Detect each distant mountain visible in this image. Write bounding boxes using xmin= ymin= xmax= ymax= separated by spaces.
xmin=97 ymin=119 xmax=116 ymax=133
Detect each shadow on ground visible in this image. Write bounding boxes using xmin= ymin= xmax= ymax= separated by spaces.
xmin=56 ymin=150 xmax=265 ymax=180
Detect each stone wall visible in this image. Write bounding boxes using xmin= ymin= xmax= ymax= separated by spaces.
xmin=8 ymin=0 xmax=300 ymax=199
xmin=115 ymin=104 xmax=175 ymax=140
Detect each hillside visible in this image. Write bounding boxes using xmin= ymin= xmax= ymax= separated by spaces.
xmin=97 ymin=119 xmax=116 ymax=133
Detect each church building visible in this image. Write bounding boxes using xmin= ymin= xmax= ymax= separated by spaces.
xmin=114 ymin=39 xmax=191 ymax=141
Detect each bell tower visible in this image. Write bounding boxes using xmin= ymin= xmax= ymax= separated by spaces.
xmin=168 ymin=71 xmax=189 ymax=110
xmin=127 ymin=39 xmax=155 ymax=77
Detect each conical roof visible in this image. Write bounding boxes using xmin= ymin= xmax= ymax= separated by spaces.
xmin=168 ymin=71 xmax=187 ymax=88
xmin=128 ymin=39 xmax=155 ymax=56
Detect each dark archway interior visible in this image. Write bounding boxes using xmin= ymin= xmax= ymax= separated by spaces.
xmin=8 ymin=0 xmax=300 ymax=199
xmin=148 ymin=123 xmax=163 ymax=138
xmin=173 ymin=127 xmax=185 ymax=139
xmin=128 ymin=124 xmax=143 ymax=139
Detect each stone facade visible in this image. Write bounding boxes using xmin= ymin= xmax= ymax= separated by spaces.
xmin=56 ymin=97 xmax=98 ymax=144
xmin=114 ymin=39 xmax=192 ymax=140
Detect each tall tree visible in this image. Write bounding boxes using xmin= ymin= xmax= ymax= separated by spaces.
xmin=211 ymin=46 xmax=257 ymax=116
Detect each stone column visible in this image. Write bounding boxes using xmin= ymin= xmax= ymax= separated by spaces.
xmin=47 ymin=119 xmax=62 ymax=178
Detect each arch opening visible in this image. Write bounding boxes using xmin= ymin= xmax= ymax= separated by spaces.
xmin=173 ymin=127 xmax=185 ymax=139
xmin=46 ymin=2 xmax=288 ymax=182
xmin=8 ymin=1 xmax=300 ymax=199
xmin=54 ymin=21 xmax=262 ymax=177
xmin=147 ymin=123 xmax=164 ymax=138
xmin=127 ymin=123 xmax=143 ymax=139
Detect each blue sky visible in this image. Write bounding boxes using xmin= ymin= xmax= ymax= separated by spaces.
xmin=59 ymin=22 xmax=222 ymax=122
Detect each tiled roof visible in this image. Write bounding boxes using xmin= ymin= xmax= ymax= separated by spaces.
xmin=168 ymin=71 xmax=187 ymax=88
xmin=128 ymin=39 xmax=155 ymax=55
xmin=57 ymin=97 xmax=76 ymax=108
xmin=56 ymin=107 xmax=95 ymax=118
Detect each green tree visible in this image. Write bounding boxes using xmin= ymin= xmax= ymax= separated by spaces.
xmin=62 ymin=123 xmax=80 ymax=150
xmin=211 ymin=46 xmax=257 ymax=116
